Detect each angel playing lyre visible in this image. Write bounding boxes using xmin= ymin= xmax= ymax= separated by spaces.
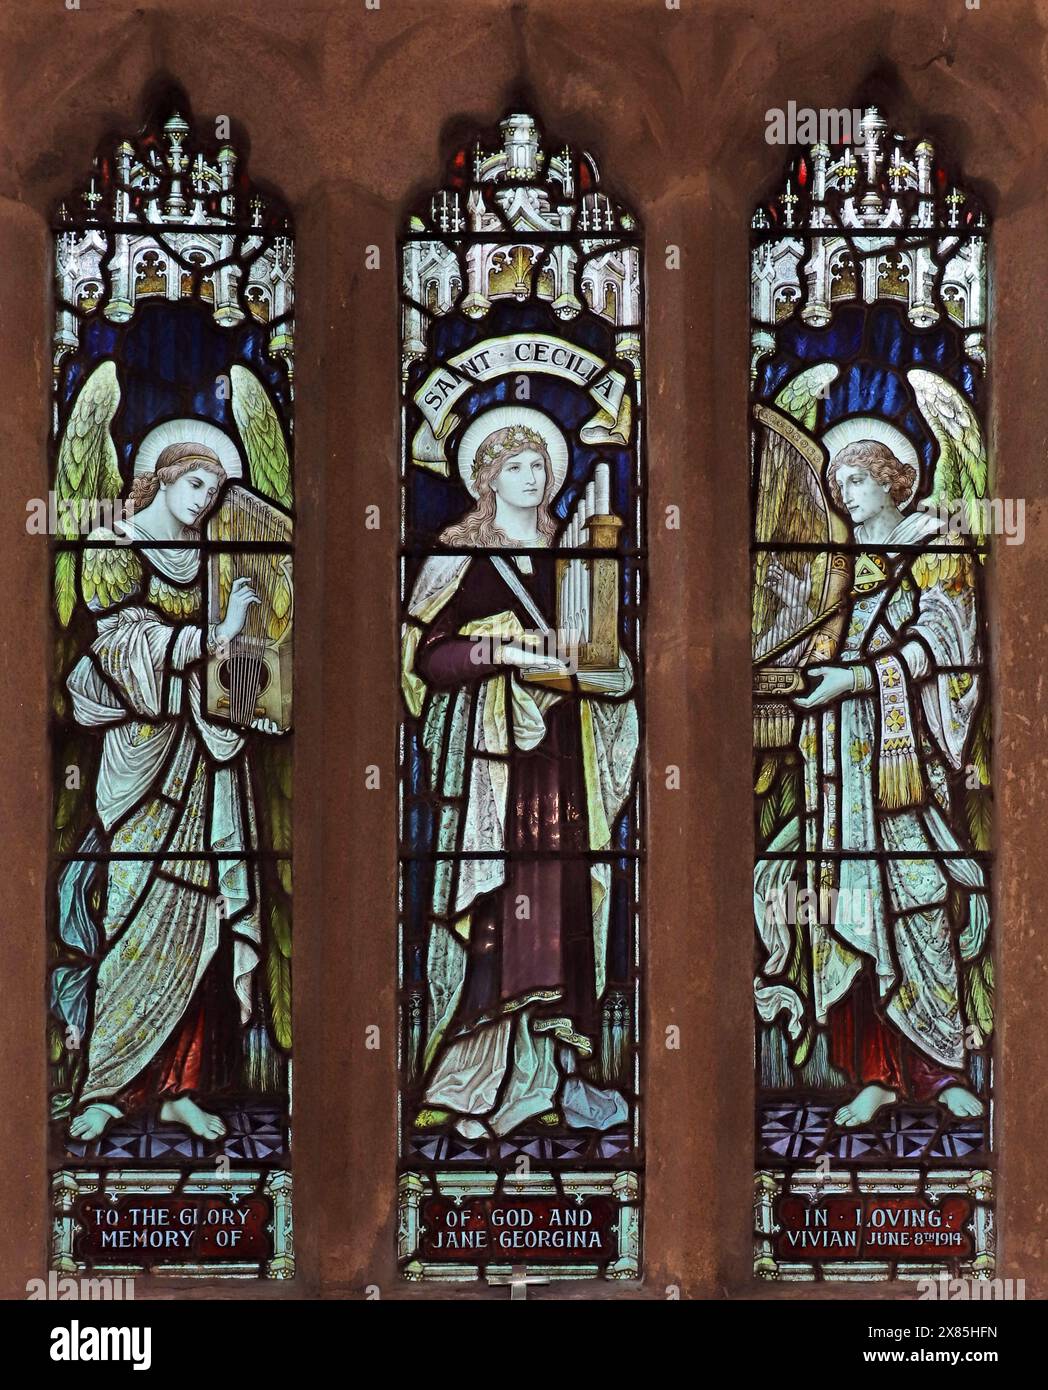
xmin=53 ymin=361 xmax=293 ymax=1144
xmin=753 ymin=364 xmax=993 ymax=1130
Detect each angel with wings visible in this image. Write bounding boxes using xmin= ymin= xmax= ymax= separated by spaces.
xmin=54 ymin=361 xmax=292 ymax=1143
xmin=754 ymin=365 xmax=993 ymax=1129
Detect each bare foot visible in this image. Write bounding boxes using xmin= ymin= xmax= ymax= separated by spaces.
xmin=160 ymin=1097 xmax=227 ymax=1140
xmin=834 ymin=1084 xmax=897 ymax=1128
xmin=940 ymin=1085 xmax=984 ymax=1118
xmin=455 ymin=1116 xmax=490 ymax=1140
xmin=69 ymin=1106 xmax=116 ymax=1141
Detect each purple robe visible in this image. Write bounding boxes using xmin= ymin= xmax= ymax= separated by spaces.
xmin=415 ymin=554 xmax=600 ymax=1048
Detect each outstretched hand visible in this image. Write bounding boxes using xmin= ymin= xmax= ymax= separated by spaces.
xmin=794 ymin=665 xmax=854 ymax=709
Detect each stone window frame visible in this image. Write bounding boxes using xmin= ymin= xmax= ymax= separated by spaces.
xmin=0 ymin=0 xmax=1044 ymax=1302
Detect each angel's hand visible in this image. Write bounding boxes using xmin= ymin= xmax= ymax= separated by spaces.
xmin=250 ymin=716 xmax=281 ymax=735
xmin=217 ymin=578 xmax=260 ymax=642
xmin=794 ymin=665 xmax=852 ymax=709
xmin=764 ymin=558 xmax=812 ymax=609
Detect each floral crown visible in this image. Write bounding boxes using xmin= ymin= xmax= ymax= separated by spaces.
xmin=472 ymin=425 xmax=547 ymax=481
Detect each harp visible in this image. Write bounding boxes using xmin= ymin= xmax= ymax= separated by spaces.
xmin=752 ymin=404 xmax=851 ymax=748
xmin=520 ymin=461 xmax=628 ymax=695
xmin=206 ymin=485 xmax=293 ymax=732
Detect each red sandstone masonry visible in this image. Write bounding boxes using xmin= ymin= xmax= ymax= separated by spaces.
xmin=0 ymin=0 xmax=1045 ymax=1299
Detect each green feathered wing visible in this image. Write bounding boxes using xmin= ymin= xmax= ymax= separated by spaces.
xmin=52 ymin=364 xmax=125 ymax=869
xmin=231 ymin=364 xmax=292 ymax=509
xmin=909 ymin=367 xmax=993 ymax=1039
xmin=264 ymin=743 xmax=293 ymax=1054
xmin=231 ymin=363 xmax=294 ymax=1052
xmin=752 ymin=367 xmax=840 ymax=1076
xmin=773 ymin=363 xmax=839 ymax=433
xmin=907 ymin=368 xmax=989 ymax=547
xmin=53 ymin=361 xmax=123 ymax=627
xmin=80 ymin=534 xmax=142 ymax=612
xmin=962 ymin=697 xmax=994 ymax=1041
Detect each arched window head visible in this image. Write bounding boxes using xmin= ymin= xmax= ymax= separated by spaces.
xmin=398 ymin=112 xmax=645 ymax=1287
xmin=751 ymin=105 xmax=993 ymax=1283
xmin=48 ymin=96 xmax=295 ymax=1282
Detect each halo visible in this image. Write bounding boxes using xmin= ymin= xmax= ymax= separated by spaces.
xmin=456 ymin=407 xmax=569 ymax=499
xmin=821 ymin=416 xmax=920 ymax=507
xmin=133 ymin=418 xmax=243 ymax=479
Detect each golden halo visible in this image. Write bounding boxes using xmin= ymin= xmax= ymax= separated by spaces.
xmin=134 ymin=418 xmax=243 ymax=479
xmin=457 ymin=407 xmax=569 ymax=499
xmin=821 ymin=416 xmax=920 ymax=507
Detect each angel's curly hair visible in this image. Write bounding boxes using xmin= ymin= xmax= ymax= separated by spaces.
xmin=827 ymin=440 xmax=916 ymax=510
xmin=128 ymin=442 xmax=226 ymax=512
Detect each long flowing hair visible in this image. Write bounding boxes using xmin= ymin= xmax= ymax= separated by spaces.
xmin=441 ymin=426 xmax=558 ymax=547
xmin=127 ymin=442 xmax=226 ymax=521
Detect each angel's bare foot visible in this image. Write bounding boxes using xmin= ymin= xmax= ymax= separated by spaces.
xmin=160 ymin=1097 xmax=227 ymax=1140
xmin=940 ymin=1085 xmax=984 ymax=1118
xmin=834 ymin=1084 xmax=897 ymax=1128
xmin=69 ymin=1106 xmax=116 ymax=1141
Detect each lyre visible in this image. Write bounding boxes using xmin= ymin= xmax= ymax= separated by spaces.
xmin=752 ymin=404 xmax=851 ymax=748
xmin=206 ymin=485 xmax=293 ymax=732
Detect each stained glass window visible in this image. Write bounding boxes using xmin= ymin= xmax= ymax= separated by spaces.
xmin=397 ymin=114 xmax=644 ymax=1283
xmin=751 ymin=109 xmax=994 ymax=1281
xmin=48 ymin=102 xmax=294 ymax=1278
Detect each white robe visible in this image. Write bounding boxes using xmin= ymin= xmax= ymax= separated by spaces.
xmin=755 ymin=512 xmax=988 ymax=1071
xmin=68 ymin=542 xmax=260 ymax=1110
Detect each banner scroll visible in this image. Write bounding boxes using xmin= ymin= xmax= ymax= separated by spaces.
xmin=412 ymin=333 xmax=634 ymax=473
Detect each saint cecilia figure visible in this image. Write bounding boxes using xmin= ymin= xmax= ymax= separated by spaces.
xmin=402 ymin=407 xmax=638 ymax=1139
xmin=755 ymin=410 xmax=989 ymax=1129
xmin=61 ymin=411 xmax=279 ymax=1143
